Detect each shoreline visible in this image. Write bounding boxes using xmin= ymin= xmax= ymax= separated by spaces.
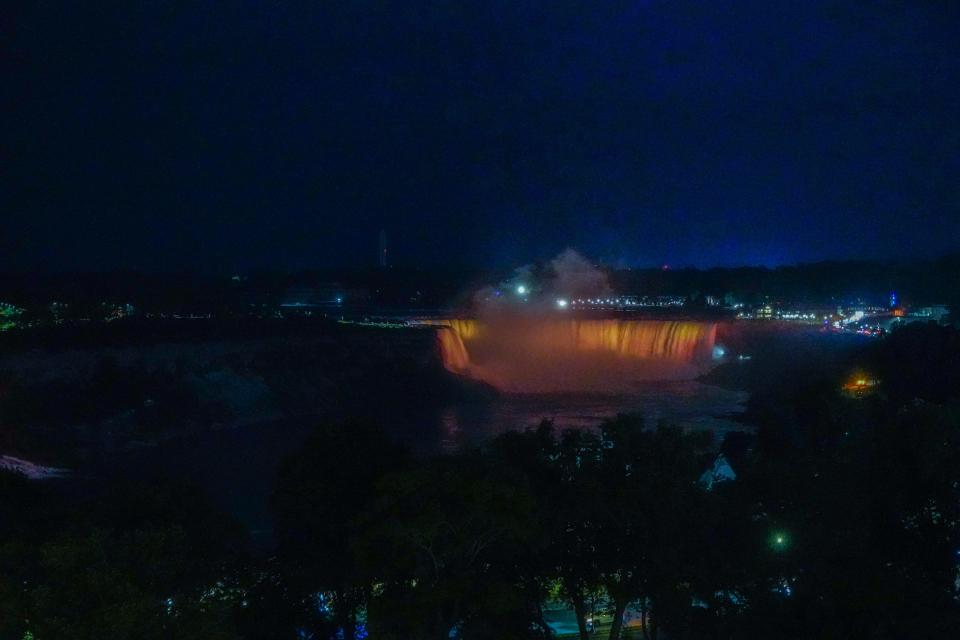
xmin=0 ymin=454 xmax=70 ymax=479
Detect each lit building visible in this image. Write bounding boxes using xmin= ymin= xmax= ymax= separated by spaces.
xmin=0 ymin=302 xmax=24 ymax=331
xmin=281 ymin=284 xmax=370 ymax=310
xmin=842 ymin=373 xmax=880 ymax=397
xmin=910 ymin=305 xmax=950 ymax=324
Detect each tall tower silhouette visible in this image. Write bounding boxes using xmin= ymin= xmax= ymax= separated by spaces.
xmin=378 ymin=228 xmax=388 ymax=268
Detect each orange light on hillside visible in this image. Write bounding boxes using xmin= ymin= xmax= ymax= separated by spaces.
xmin=842 ymin=371 xmax=879 ymax=396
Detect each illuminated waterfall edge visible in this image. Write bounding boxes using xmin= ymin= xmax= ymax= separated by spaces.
xmin=425 ymin=318 xmax=718 ymax=390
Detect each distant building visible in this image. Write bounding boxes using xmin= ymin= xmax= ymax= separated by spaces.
xmin=570 ymin=295 xmax=685 ymax=309
xmin=885 ymin=304 xmax=951 ymax=329
xmin=281 ymin=283 xmax=370 ymax=309
xmin=842 ymin=373 xmax=880 ymax=398
xmin=0 ymin=302 xmax=24 ymax=331
xmin=910 ymin=305 xmax=950 ymax=324
xmin=0 ymin=302 xmax=23 ymax=317
xmin=102 ymin=302 xmax=136 ymax=321
xmin=49 ymin=302 xmax=68 ymax=323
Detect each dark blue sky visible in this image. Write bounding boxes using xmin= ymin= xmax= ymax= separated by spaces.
xmin=4 ymin=1 xmax=958 ymax=271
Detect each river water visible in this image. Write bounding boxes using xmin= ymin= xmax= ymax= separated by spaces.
xmin=434 ymin=381 xmax=747 ymax=451
xmin=81 ymin=380 xmax=746 ymax=544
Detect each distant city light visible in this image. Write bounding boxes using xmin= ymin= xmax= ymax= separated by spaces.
xmin=770 ymin=531 xmax=790 ymax=550
xmin=556 ymin=298 xmax=568 ymax=308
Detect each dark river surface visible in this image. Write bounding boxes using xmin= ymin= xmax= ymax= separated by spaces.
xmin=82 ymin=380 xmax=748 ymax=545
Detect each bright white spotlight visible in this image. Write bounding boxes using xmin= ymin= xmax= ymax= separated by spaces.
xmin=556 ymin=298 xmax=568 ymax=308
xmin=516 ymin=285 xmax=527 ymax=295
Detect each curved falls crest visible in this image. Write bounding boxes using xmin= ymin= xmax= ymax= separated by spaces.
xmin=427 ymin=318 xmax=718 ymax=392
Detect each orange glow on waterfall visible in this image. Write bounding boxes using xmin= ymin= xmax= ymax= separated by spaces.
xmin=436 ymin=326 xmax=470 ymax=372
xmin=426 ymin=318 xmax=718 ymax=392
xmin=434 ymin=318 xmax=485 ymax=341
xmin=532 ymin=319 xmax=715 ymax=360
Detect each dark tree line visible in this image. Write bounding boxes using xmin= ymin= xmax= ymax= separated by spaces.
xmin=267 ymin=416 xmax=720 ymax=640
xmin=2 ymin=253 xmax=959 ymax=317
xmin=0 ymin=475 xmax=245 ymax=639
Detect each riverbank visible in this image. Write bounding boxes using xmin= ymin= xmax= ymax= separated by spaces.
xmin=0 ymin=454 xmax=70 ymax=479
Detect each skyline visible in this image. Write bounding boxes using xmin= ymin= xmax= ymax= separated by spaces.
xmin=4 ymin=1 xmax=959 ymax=271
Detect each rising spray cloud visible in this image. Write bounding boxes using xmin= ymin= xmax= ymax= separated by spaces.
xmin=437 ymin=249 xmax=717 ymax=392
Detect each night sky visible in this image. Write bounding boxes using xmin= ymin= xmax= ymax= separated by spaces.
xmin=4 ymin=1 xmax=958 ymax=271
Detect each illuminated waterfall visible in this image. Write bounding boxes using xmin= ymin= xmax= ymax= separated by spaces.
xmin=533 ymin=319 xmax=716 ymax=361
xmin=425 ymin=318 xmax=718 ymax=390
xmin=436 ymin=326 xmax=470 ymax=373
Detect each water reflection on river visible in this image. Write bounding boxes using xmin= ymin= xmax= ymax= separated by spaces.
xmin=100 ymin=381 xmax=747 ymax=544
xmin=436 ymin=381 xmax=747 ymax=452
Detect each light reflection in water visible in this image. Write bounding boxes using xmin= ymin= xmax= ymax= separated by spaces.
xmin=437 ymin=381 xmax=748 ymax=453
